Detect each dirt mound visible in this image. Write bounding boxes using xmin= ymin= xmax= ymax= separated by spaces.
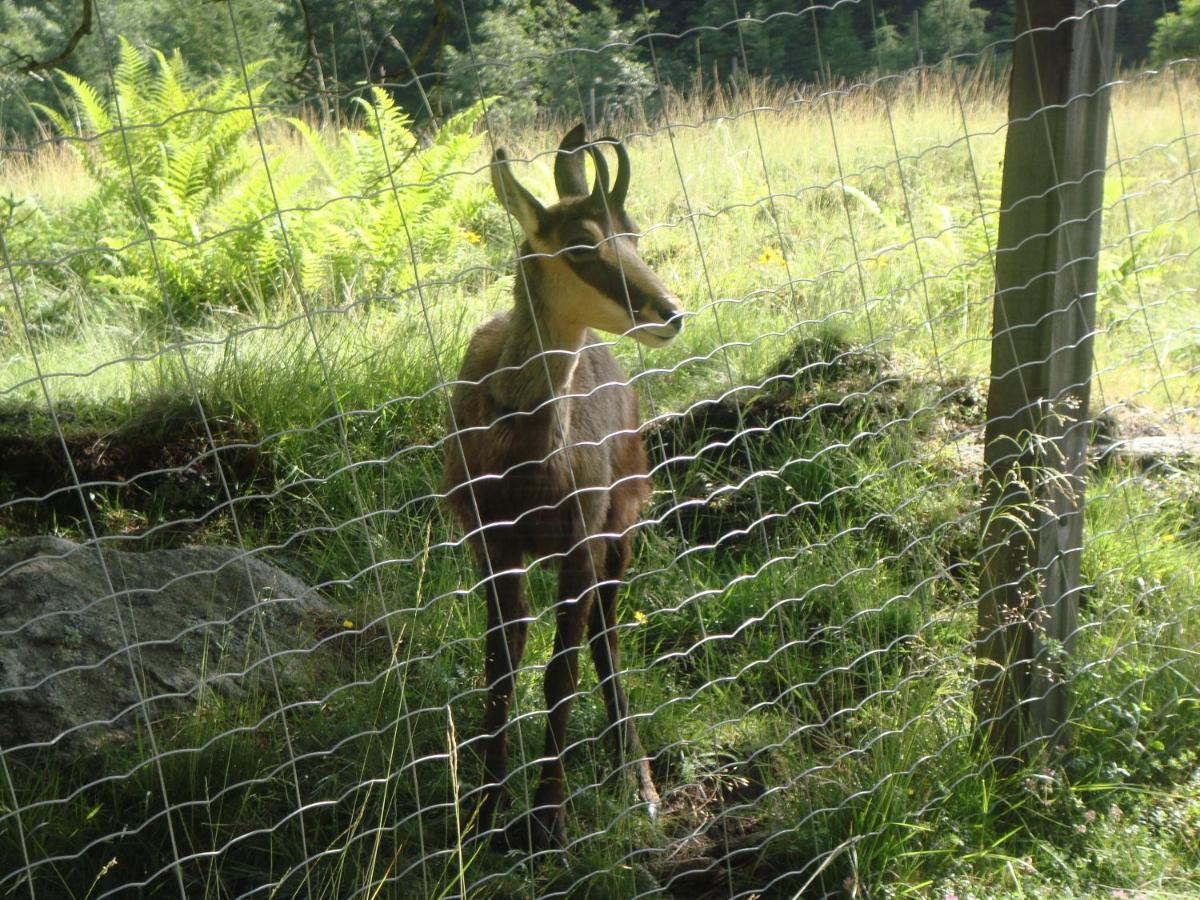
xmin=646 ymin=333 xmax=983 ymax=550
xmin=652 ymin=334 xmax=900 ymax=463
xmin=0 ymin=400 xmax=266 ymax=531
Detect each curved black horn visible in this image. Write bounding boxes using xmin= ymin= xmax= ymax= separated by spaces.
xmin=588 ymin=142 xmax=610 ymax=208
xmin=554 ymin=123 xmax=590 ymax=199
xmin=601 ymin=136 xmax=630 ymax=208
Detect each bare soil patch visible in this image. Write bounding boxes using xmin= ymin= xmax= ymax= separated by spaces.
xmin=0 ymin=399 xmax=267 ymax=536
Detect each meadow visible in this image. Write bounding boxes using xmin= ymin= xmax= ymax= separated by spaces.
xmin=1 ymin=53 xmax=1199 ymax=897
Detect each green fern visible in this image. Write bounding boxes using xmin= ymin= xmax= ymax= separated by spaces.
xmin=24 ymin=43 xmax=491 ymax=320
xmin=281 ymin=96 xmax=489 ymax=301
xmin=32 ymin=39 xmax=277 ymax=315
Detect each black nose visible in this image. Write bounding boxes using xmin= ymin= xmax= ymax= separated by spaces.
xmin=665 ymin=310 xmax=684 ymax=333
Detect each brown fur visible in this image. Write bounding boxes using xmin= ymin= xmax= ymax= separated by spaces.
xmin=441 ymin=127 xmax=679 ymax=849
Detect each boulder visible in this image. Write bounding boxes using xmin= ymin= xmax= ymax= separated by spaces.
xmin=0 ymin=536 xmax=336 ymax=751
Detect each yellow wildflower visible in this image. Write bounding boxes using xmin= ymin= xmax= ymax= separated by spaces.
xmin=464 ymin=230 xmax=483 ymax=245
xmin=342 ymin=618 xmax=355 ymax=629
xmin=757 ymin=246 xmax=786 ymax=267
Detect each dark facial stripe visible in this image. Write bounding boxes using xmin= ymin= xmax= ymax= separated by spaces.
xmin=562 ymin=240 xmax=662 ymax=313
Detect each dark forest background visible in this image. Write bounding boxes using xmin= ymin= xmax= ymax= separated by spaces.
xmin=0 ymin=0 xmax=1190 ymax=139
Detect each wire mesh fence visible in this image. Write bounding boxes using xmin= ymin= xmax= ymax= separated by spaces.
xmin=1 ymin=0 xmax=1198 ymax=897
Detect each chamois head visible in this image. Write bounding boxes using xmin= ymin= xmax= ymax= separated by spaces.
xmin=490 ymin=124 xmax=684 ymax=347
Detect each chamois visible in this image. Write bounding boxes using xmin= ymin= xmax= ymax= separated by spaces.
xmin=442 ymin=124 xmax=683 ymax=849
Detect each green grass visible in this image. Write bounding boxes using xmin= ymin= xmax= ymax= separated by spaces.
xmin=2 ymin=66 xmax=1200 ymax=898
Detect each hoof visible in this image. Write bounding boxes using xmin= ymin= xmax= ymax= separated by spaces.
xmin=644 ymin=796 xmax=659 ymax=823
xmin=466 ymin=786 xmax=509 ymax=839
xmin=637 ymin=764 xmax=661 ymax=823
xmin=493 ymin=803 xmax=567 ymax=853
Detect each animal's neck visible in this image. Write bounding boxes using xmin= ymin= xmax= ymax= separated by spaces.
xmin=490 ymin=258 xmax=586 ymax=414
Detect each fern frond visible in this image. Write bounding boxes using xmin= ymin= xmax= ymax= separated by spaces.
xmin=286 ymin=118 xmax=331 ymax=186
xmin=59 ymin=72 xmax=112 ymax=134
xmin=164 ymin=139 xmax=212 ymax=219
xmin=114 ymin=38 xmax=152 ymax=123
xmin=29 ymin=102 xmax=82 ymax=141
xmin=150 ymin=49 xmax=191 ymax=121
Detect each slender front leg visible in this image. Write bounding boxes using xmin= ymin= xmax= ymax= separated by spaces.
xmin=475 ymin=538 xmax=529 ymax=836
xmin=588 ymin=539 xmax=659 ymax=817
xmin=510 ymin=545 xmax=599 ymax=849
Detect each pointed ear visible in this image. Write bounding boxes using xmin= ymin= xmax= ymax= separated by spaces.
xmin=554 ymin=123 xmax=590 ymax=199
xmin=491 ymin=149 xmax=545 ymax=237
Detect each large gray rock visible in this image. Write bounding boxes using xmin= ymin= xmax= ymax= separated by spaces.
xmin=0 ymin=536 xmax=337 ymax=751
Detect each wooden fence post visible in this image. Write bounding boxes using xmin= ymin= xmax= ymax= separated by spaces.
xmin=974 ymin=0 xmax=1117 ymax=763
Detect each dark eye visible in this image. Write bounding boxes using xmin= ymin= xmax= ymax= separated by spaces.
xmin=565 ymin=238 xmax=595 ymax=258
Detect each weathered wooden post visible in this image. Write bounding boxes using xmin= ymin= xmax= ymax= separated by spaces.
xmin=975 ymin=0 xmax=1117 ymax=762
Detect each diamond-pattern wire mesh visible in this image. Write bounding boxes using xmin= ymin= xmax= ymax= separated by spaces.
xmin=1 ymin=1 xmax=1198 ymax=897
